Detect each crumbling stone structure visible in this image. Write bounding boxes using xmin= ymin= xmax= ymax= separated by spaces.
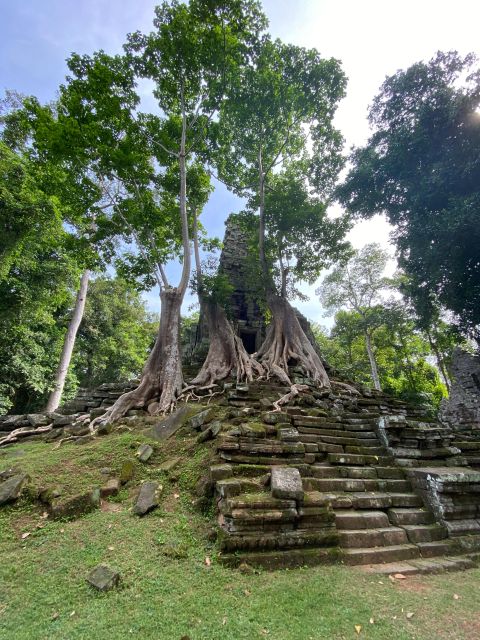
xmin=440 ymin=347 xmax=480 ymax=467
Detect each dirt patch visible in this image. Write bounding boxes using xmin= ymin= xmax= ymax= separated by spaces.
xmin=395 ymin=577 xmax=433 ymax=594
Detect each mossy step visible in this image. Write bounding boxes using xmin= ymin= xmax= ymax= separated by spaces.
xmin=417 ymin=539 xmax=460 ymax=557
xmin=303 ymin=478 xmax=411 ymax=493
xmin=218 ymin=529 xmax=338 ymax=552
xmin=401 ymin=524 xmax=447 ymax=544
xmin=335 ymin=510 xmax=390 ymax=530
xmin=360 ymin=555 xmax=477 ymax=575
xmin=338 ymin=527 xmax=408 ymax=549
xmin=342 ymin=543 xmax=420 ymax=565
xmin=225 ymin=493 xmax=295 ymax=511
xmin=387 ymin=508 xmax=435 ymax=526
xmin=328 ymin=453 xmax=393 ymax=466
xmin=219 ymin=546 xmax=342 ymax=569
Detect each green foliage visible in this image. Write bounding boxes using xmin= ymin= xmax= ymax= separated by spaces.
xmin=338 ymin=51 xmax=480 ymax=341
xmin=72 ymin=277 xmax=158 ymax=388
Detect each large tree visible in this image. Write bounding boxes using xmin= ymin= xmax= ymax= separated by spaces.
xmin=338 ymin=51 xmax=480 ymax=343
xmin=216 ymin=37 xmax=347 ymax=387
xmin=88 ymin=0 xmax=267 ymax=421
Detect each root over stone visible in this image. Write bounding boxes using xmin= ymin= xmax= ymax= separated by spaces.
xmin=188 ymin=301 xmax=264 ymax=389
xmin=93 ymin=287 xmax=184 ymax=427
xmin=255 ymin=294 xmax=331 ymax=388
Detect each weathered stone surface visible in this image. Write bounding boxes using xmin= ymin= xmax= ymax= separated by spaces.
xmin=158 ymin=457 xmax=181 ymax=473
xmin=0 ymin=473 xmax=29 ymax=506
xmin=119 ymin=460 xmax=135 ymax=485
xmin=133 ymin=482 xmax=162 ymax=516
xmin=50 ymin=489 xmax=100 ymax=519
xmin=86 ymin=564 xmax=121 ymax=591
xmin=262 ymin=412 xmax=291 ymax=425
xmin=100 ymin=478 xmax=120 ymax=498
xmin=188 ymin=408 xmax=215 ymax=431
xmin=150 ymin=405 xmax=196 ymax=440
xmin=137 ymin=444 xmax=154 ymax=463
xmin=27 ymin=414 xmax=51 ymax=427
xmin=271 ymin=467 xmax=303 ymax=501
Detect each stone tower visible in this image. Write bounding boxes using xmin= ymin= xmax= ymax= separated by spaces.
xmin=217 ymin=214 xmax=266 ymax=352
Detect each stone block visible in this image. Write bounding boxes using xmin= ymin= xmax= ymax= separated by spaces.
xmin=137 ymin=444 xmax=154 ymax=463
xmin=133 ymin=482 xmax=162 ymax=516
xmin=86 ymin=564 xmax=121 ymax=591
xmin=0 ymin=473 xmax=29 ymax=506
xmin=271 ymin=467 xmax=303 ymax=501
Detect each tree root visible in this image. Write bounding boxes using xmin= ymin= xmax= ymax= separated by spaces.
xmin=273 ymin=384 xmax=310 ymax=411
xmin=331 ymin=380 xmax=361 ymax=395
xmin=188 ymin=302 xmax=265 ymax=391
xmin=0 ymin=425 xmax=53 ymax=448
xmin=256 ymin=295 xmax=331 ymax=388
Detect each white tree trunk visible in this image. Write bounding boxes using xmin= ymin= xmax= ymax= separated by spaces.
xmin=45 ymin=269 xmax=90 ymax=412
xmin=364 ymin=330 xmax=381 ymax=391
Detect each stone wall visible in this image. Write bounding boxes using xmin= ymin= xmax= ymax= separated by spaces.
xmin=440 ymin=347 xmax=480 ymax=430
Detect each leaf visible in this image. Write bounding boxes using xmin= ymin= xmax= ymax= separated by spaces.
xmin=174 ymin=493 xmax=180 ymax=500
xmin=244 ymin=589 xmax=251 ymax=596
xmin=393 ymin=573 xmax=406 ymax=579
xmin=51 ymin=612 xmax=59 ymax=621
xmin=369 ymin=618 xmax=375 ymax=624
xmin=21 ymin=532 xmax=31 ymax=540
xmin=108 ymin=546 xmax=115 ymax=551
xmin=406 ymin=612 xmax=414 ymax=619
xmin=204 ymin=556 xmax=211 ymax=567
xmin=70 ymin=611 xmax=76 ymax=617
xmin=453 ymin=594 xmax=460 ymax=600
xmin=354 ymin=624 xmax=362 ymax=634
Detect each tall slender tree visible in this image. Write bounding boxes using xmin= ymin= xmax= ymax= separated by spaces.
xmin=317 ymin=244 xmax=391 ymax=391
xmin=216 ymin=37 xmax=347 ymax=386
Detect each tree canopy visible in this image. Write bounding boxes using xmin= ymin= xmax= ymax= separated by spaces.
xmin=338 ymin=51 xmax=480 ymax=342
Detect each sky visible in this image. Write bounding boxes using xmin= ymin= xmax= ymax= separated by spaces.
xmin=2 ymin=0 xmax=479 ymax=325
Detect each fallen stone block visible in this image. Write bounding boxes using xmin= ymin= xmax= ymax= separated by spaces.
xmin=133 ymin=482 xmax=162 ymax=516
xmin=50 ymin=489 xmax=100 ymax=519
xmin=119 ymin=460 xmax=135 ymax=485
xmin=100 ymin=478 xmax=121 ymax=498
xmin=86 ymin=564 xmax=121 ymax=591
xmin=0 ymin=473 xmax=29 ymax=506
xmin=271 ymin=467 xmax=304 ymax=501
xmin=137 ymin=444 xmax=154 ymax=463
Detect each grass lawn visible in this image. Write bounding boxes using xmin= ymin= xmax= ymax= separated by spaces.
xmin=1 ymin=432 xmax=479 ymax=640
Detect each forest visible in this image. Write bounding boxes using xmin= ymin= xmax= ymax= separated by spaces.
xmin=1 ymin=0 xmax=479 ymax=420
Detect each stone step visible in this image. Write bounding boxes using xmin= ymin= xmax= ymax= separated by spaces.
xmin=339 ymin=526 xmax=408 ymax=548
xmin=350 ymin=492 xmax=423 ymax=509
xmin=335 ymin=510 xmax=390 ymax=530
xmin=328 ymin=453 xmax=393 ymax=466
xmin=313 ymin=435 xmax=380 ymax=447
xmin=388 ymin=508 xmax=435 ymax=526
xmin=342 ymin=543 xmax=420 ymax=565
xmin=219 ymin=546 xmax=341 ymax=569
xmin=225 ymin=493 xmax=295 ymax=511
xmin=303 ymin=478 xmax=411 ymax=493
xmin=219 ymin=529 xmax=338 ymax=552
xmin=401 ymin=524 xmax=447 ymax=544
xmin=417 ymin=539 xmax=459 ymax=557
xmin=360 ymin=555 xmax=477 ymax=575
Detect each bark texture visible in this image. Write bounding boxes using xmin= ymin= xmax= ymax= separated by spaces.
xmin=256 ymin=293 xmax=331 ymax=388
xmin=364 ymin=331 xmax=381 ymax=391
xmin=45 ymin=269 xmax=90 ymax=412
xmin=95 ymin=287 xmax=184 ymax=425
xmin=190 ymin=300 xmax=264 ymax=387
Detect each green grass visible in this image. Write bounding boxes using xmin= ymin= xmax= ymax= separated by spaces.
xmin=1 ymin=432 xmax=479 ymax=639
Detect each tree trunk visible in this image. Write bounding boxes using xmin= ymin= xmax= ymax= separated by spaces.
xmin=98 ymin=287 xmax=184 ymax=423
xmin=364 ymin=330 xmax=381 ymax=391
xmin=45 ymin=269 xmax=90 ymax=412
xmin=427 ymin=331 xmax=450 ymax=392
xmin=190 ymin=209 xmax=263 ymax=388
xmin=256 ymin=292 xmax=331 ymax=387
xmin=190 ymin=300 xmax=264 ymax=387
xmin=95 ymin=87 xmax=191 ymax=426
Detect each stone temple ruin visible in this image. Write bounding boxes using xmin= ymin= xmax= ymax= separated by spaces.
xmin=2 ymin=224 xmax=480 ymax=574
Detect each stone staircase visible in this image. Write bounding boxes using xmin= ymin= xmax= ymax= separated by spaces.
xmin=210 ymin=379 xmax=480 ymax=571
